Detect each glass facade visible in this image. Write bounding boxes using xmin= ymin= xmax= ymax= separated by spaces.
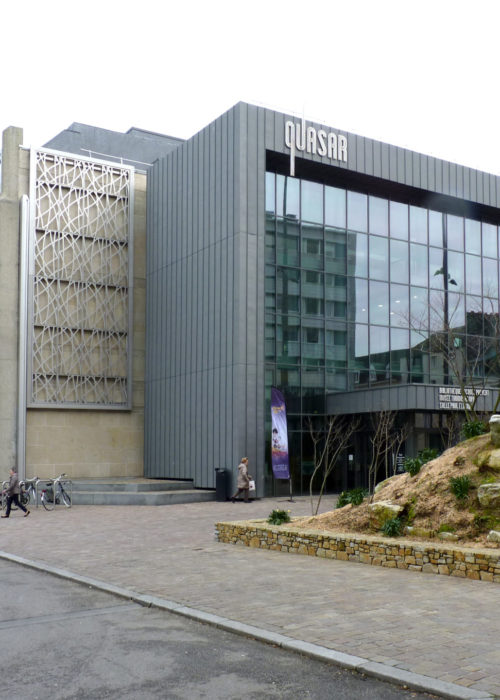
xmin=265 ymin=171 xmax=500 ymax=492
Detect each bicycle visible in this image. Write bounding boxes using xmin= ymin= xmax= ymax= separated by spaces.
xmin=19 ymin=476 xmax=40 ymax=507
xmin=40 ymin=474 xmax=72 ymax=510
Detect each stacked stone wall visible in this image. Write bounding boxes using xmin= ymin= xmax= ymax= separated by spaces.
xmin=215 ymin=521 xmax=500 ymax=583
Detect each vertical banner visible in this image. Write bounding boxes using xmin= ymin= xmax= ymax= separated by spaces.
xmin=271 ymin=387 xmax=291 ymax=479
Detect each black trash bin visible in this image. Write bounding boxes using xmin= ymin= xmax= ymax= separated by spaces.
xmin=215 ymin=468 xmax=228 ymax=502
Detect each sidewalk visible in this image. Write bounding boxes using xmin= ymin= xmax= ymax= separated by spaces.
xmin=1 ymin=496 xmax=499 ymax=699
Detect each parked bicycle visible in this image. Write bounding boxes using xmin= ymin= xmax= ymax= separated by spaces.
xmin=40 ymin=474 xmax=72 ymax=511
xmin=19 ymin=476 xmax=40 ymax=507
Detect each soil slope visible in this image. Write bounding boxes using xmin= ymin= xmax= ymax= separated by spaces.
xmin=293 ymin=433 xmax=500 ymax=548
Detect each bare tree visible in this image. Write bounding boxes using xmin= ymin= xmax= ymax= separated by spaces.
xmin=307 ymin=414 xmax=361 ymax=515
xmin=368 ymin=410 xmax=409 ymax=494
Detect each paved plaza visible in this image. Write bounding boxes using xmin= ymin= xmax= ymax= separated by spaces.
xmin=0 ymin=496 xmax=499 ymax=699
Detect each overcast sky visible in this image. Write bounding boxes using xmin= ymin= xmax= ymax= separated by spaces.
xmin=2 ymin=0 xmax=500 ymax=174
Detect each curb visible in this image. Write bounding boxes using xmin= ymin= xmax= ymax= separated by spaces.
xmin=0 ymin=550 xmax=494 ymax=700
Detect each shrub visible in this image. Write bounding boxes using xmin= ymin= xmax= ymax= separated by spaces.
xmin=462 ymin=420 xmax=487 ymax=439
xmin=449 ymin=475 xmax=472 ymax=502
xmin=438 ymin=523 xmax=456 ymax=533
xmin=404 ymin=448 xmax=439 ymax=477
xmin=336 ymin=488 xmax=368 ymax=508
xmin=381 ymin=517 xmax=402 ymax=537
xmin=267 ymin=509 xmax=291 ymax=525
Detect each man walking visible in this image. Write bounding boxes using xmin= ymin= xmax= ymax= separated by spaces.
xmin=2 ymin=468 xmax=30 ymax=518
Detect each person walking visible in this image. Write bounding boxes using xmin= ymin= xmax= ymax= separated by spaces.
xmin=2 ymin=468 xmax=30 ymax=518
xmin=231 ymin=457 xmax=251 ymax=503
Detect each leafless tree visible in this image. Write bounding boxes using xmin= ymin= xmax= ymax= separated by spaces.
xmin=368 ymin=410 xmax=409 ymax=494
xmin=306 ymin=414 xmax=361 ymax=515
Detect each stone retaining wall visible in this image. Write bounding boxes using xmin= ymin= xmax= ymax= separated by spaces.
xmin=215 ymin=520 xmax=500 ymax=583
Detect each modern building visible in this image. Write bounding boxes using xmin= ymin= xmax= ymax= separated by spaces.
xmin=2 ymin=103 xmax=500 ymax=497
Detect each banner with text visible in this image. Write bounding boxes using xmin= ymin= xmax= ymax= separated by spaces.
xmin=271 ymin=387 xmax=290 ymax=480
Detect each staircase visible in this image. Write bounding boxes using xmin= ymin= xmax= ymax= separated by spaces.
xmin=70 ymin=478 xmax=216 ymax=506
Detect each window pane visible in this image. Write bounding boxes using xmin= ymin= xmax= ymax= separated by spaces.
xmin=350 ymin=324 xmax=368 ymax=369
xmin=347 ymin=231 xmax=367 ymax=277
xmin=347 ymin=191 xmax=367 ymax=232
xmin=276 ymin=218 xmax=300 ymax=267
xmin=482 ymin=223 xmax=497 ymax=259
xmin=325 ymin=186 xmax=346 ymax=228
xmin=276 ymin=175 xmax=300 ymax=218
xmin=301 ymin=180 xmax=323 ymax=224
xmin=448 ymin=251 xmax=464 ymax=289
xmin=301 ymin=223 xmax=323 ymax=270
xmin=410 ymin=243 xmax=428 ymax=286
xmin=390 ymin=283 xmax=408 ymax=328
xmin=391 ymin=328 xmax=410 ymax=380
xmin=302 ymin=321 xmax=324 ymax=363
xmin=429 ymin=247 xmax=444 ymax=289
xmin=465 ymin=219 xmax=481 ymax=255
xmin=265 ymin=264 xmax=275 ymax=309
xmin=276 ymin=268 xmax=300 ymax=313
xmin=276 ymin=315 xmax=300 ymax=364
xmin=369 ymin=235 xmax=388 ymax=280
xmin=265 ymin=214 xmax=275 ymax=263
xmin=303 ymin=271 xmax=324 ymax=317
xmin=447 ymin=214 xmax=464 ymax=251
xmin=429 ymin=210 xmax=443 ymax=247
xmin=483 ymin=258 xmax=498 ymax=298
xmin=465 ymin=254 xmax=482 ymax=295
xmin=370 ymin=325 xmax=389 ymax=383
xmin=390 ymin=239 xmax=408 ymax=284
xmin=410 ymin=206 xmax=427 ymax=244
xmin=411 ymin=286 xmax=429 ymax=330
xmin=353 ymin=278 xmax=368 ymax=324
xmin=369 ymin=196 xmax=388 ymax=236
xmin=449 ymin=292 xmax=465 ymax=329
xmin=325 ymin=228 xmax=346 ymax=274
xmin=369 ymin=281 xmax=389 ymax=325
xmin=390 ymin=201 xmax=408 ymax=239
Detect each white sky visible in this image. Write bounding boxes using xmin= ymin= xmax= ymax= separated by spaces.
xmin=2 ymin=0 xmax=500 ymax=174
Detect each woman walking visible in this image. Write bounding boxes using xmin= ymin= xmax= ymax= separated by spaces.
xmin=231 ymin=457 xmax=251 ymax=503
xmin=2 ymin=468 xmax=30 ymax=518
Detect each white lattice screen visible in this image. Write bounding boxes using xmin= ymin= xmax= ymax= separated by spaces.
xmin=28 ymin=149 xmax=133 ymax=408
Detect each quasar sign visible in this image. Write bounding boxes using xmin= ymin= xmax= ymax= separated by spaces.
xmin=285 ymin=118 xmax=347 ymax=176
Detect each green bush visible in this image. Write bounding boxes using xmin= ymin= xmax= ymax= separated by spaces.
xmin=404 ymin=448 xmax=439 ymax=477
xmin=462 ymin=420 xmax=487 ymax=439
xmin=267 ymin=509 xmax=291 ymax=525
xmin=381 ymin=517 xmax=402 ymax=537
xmin=449 ymin=475 xmax=472 ymax=501
xmin=438 ymin=523 xmax=456 ymax=533
xmin=336 ymin=488 xmax=368 ymax=509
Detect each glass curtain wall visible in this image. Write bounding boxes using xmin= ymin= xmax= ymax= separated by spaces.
xmin=265 ymin=171 xmax=500 ymax=493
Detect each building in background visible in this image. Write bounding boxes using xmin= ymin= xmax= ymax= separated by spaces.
xmin=2 ymin=103 xmax=500 ymax=496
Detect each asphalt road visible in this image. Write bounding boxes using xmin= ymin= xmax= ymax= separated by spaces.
xmin=0 ymin=560 xmax=437 ymax=700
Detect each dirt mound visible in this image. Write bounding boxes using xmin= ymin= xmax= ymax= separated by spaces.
xmin=293 ymin=433 xmax=500 ymax=548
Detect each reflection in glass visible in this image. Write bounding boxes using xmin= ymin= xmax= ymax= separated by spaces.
xmin=276 ymin=218 xmax=299 ymax=266
xmin=276 ymin=315 xmax=300 ymax=364
xmin=369 ymin=235 xmax=388 ymax=280
xmin=369 ymin=281 xmax=389 ymax=325
xmin=265 ymin=264 xmax=275 ymax=309
xmin=265 ymin=315 xmax=275 ymax=360
xmin=301 ymin=223 xmax=324 ymax=270
xmin=325 ymin=228 xmax=346 ymax=274
xmin=465 ymin=219 xmax=481 ymax=255
xmin=448 ymin=292 xmax=465 ymax=329
xmin=410 ymin=205 xmax=427 ymax=244
xmin=411 ymin=286 xmax=429 ymax=330
xmin=302 ymin=321 xmax=324 ymax=364
xmin=482 ymin=257 xmax=498 ymax=298
xmin=301 ymin=180 xmax=323 ymax=224
xmin=390 ymin=283 xmax=409 ymax=328
xmin=353 ymin=278 xmax=368 ymax=323
xmin=276 ymin=175 xmax=300 ymax=218
xmin=429 ymin=247 xmax=444 ymax=289
xmin=482 ymin=223 xmax=497 ymax=259
xmin=466 ymin=254 xmax=482 ymax=295
xmin=390 ymin=201 xmax=408 ymax=239
xmin=410 ymin=243 xmax=428 ymax=287
xmin=325 ymin=186 xmax=346 ymax=228
xmin=390 ymin=328 xmax=409 ymax=382
xmin=370 ymin=325 xmax=389 ymax=382
xmin=429 ymin=210 xmax=443 ymax=247
xmin=347 ymin=191 xmax=368 ymax=233
xmin=265 ymin=214 xmax=275 ymax=263
xmin=369 ymin=196 xmax=388 ymax=235
xmin=390 ymin=239 xmax=408 ymax=284
xmin=448 ymin=251 xmax=464 ymax=288
xmin=347 ymin=232 xmax=367 ymax=277
xmin=276 ymin=268 xmax=300 ymax=313
xmin=447 ymin=214 xmax=464 ymax=251
xmin=351 ymin=324 xmax=368 ymax=368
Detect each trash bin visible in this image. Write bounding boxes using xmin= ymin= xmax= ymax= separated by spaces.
xmin=215 ymin=468 xmax=228 ymax=502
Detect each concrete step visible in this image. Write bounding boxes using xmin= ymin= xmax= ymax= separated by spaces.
xmin=71 ymin=479 xmax=193 ymax=493
xmin=70 ymin=489 xmax=217 ymax=506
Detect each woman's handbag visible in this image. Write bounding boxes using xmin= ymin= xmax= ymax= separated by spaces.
xmin=248 ymin=479 xmax=256 ymax=491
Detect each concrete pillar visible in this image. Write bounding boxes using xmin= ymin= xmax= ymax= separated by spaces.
xmin=0 ymin=126 xmax=23 ymax=476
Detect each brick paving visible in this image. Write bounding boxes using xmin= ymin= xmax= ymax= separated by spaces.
xmin=1 ymin=496 xmax=499 ymax=698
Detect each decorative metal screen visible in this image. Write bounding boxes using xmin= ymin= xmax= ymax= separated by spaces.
xmin=28 ymin=149 xmax=133 ymax=408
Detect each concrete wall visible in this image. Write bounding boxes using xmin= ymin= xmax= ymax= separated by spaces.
xmin=24 ymin=171 xmax=147 ymax=479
